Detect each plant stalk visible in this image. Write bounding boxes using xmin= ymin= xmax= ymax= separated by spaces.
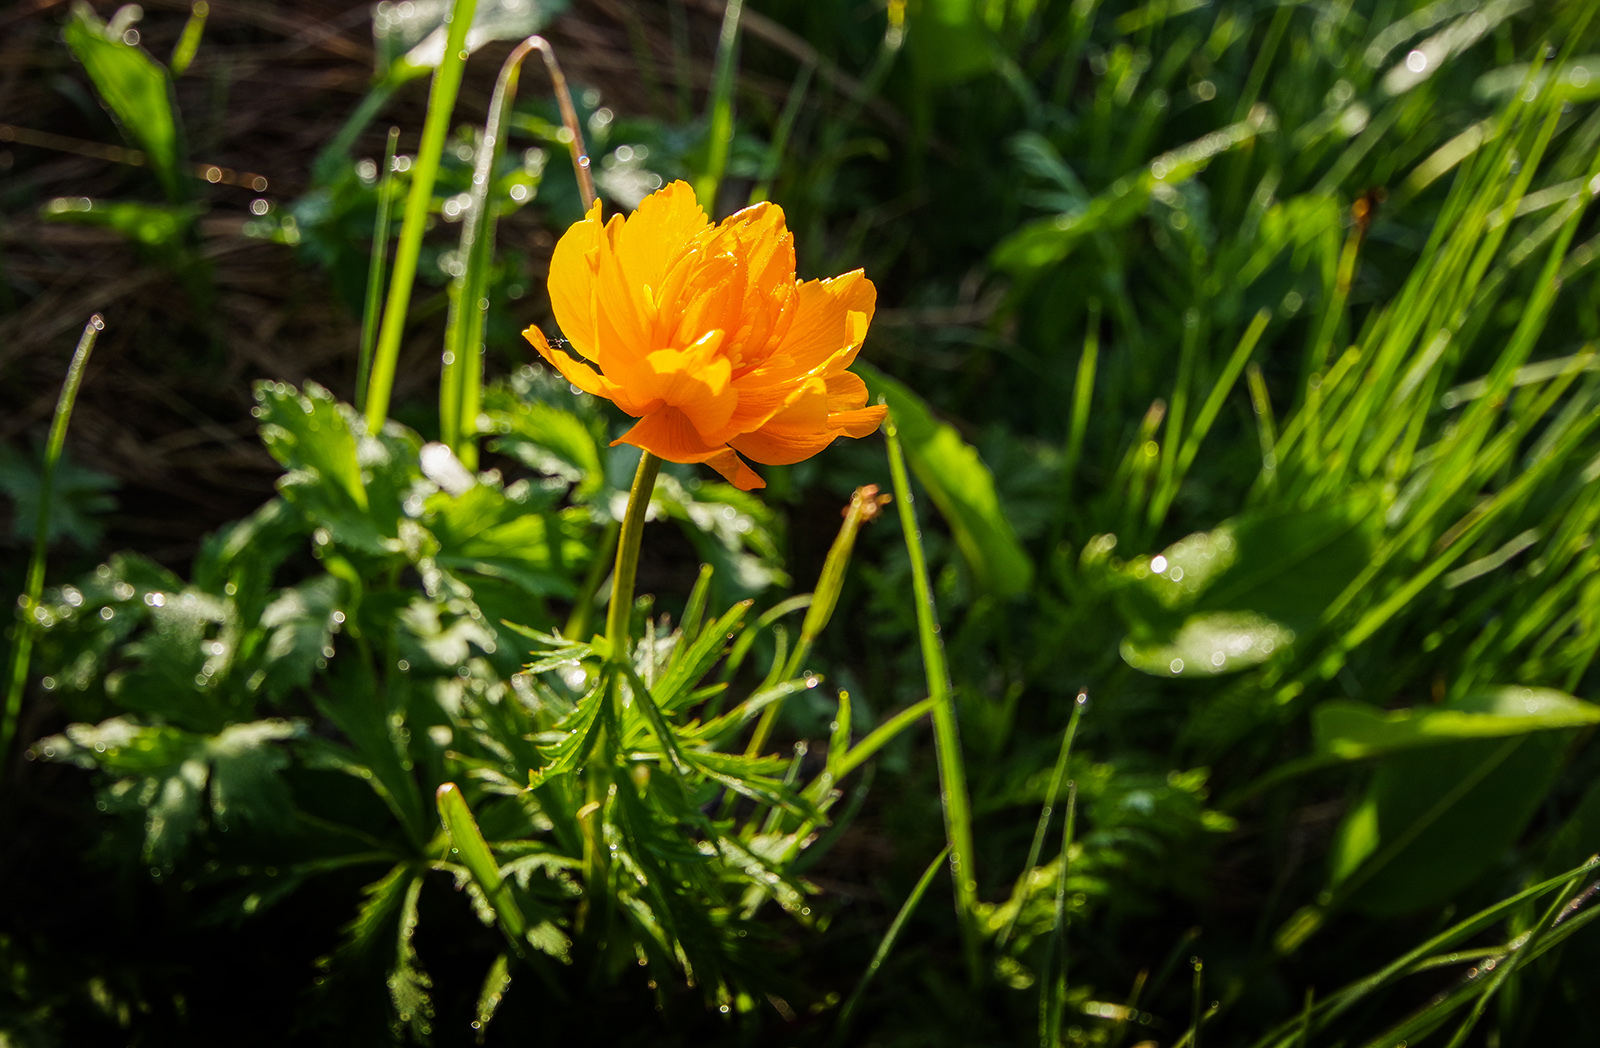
xmin=606 ymin=451 xmax=663 ymax=658
xmin=363 ymin=0 xmax=479 ymax=431
xmin=885 ymin=413 xmax=981 ymax=984
xmin=2 ymin=315 xmax=102 ymax=771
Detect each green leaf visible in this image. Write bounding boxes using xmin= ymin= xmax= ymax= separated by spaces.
xmin=482 ymin=397 xmax=604 ymax=501
xmin=1119 ymin=610 xmax=1296 ymax=677
xmin=206 ymin=719 xmax=304 ymax=835
xmin=108 ymin=587 xmax=241 ymax=731
xmin=390 ymin=874 xmax=434 ymax=1040
xmin=425 ymin=482 xmax=586 ymax=600
xmin=1116 ymin=497 xmax=1378 ymax=676
xmin=437 ymin=783 xmax=528 ymax=943
xmin=0 ymin=441 xmax=117 ymax=548
xmin=255 ymin=380 xmax=420 ymax=556
xmin=258 ymin=575 xmax=343 ymax=700
xmin=993 ymin=114 xmax=1271 ymax=274
xmin=34 ymin=716 xmax=302 ymax=864
xmin=40 ymin=198 xmax=199 ymax=252
xmin=1314 ymin=687 xmax=1600 ymax=760
xmin=861 ymin=365 xmax=1034 ymax=598
xmin=473 ymin=953 xmax=512 ymax=1042
xmin=62 ymin=2 xmax=185 ymax=200
xmin=1330 ymin=730 xmax=1570 ymax=916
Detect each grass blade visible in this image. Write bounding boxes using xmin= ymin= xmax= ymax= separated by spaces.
xmin=1001 ymin=689 xmax=1086 ymax=950
xmin=363 ymin=0 xmax=480 ymax=430
xmin=694 ymin=0 xmax=744 ymax=211
xmin=833 ymin=845 xmax=948 ymax=1044
xmin=3 ymin=314 xmax=102 ymax=772
xmin=443 ymin=36 xmax=546 ymax=466
xmin=885 ymin=412 xmax=980 ymax=982
xmin=355 ymin=126 xmax=400 ymax=414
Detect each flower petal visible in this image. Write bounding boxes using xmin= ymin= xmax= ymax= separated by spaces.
xmin=830 ymin=404 xmax=888 ymax=439
xmin=824 ymin=370 xmax=870 ymax=412
xmin=546 ymin=200 xmax=603 ymax=361
xmin=767 ymin=270 xmax=876 ymax=379
xmin=613 ymin=405 xmax=725 ymax=461
xmin=614 ymin=181 xmax=709 ymax=307
xmin=612 ymin=408 xmax=765 ymax=490
xmin=525 ymin=323 xmax=611 ymax=398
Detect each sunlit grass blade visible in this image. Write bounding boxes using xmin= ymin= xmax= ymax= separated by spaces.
xmin=885 ymin=413 xmax=980 ymax=982
xmin=748 ymin=484 xmax=888 ymax=756
xmin=1055 ymin=299 xmax=1099 ymax=536
xmin=2 ymin=314 xmax=102 ymax=772
xmin=532 ymin=39 xmax=595 ymax=210
xmin=1000 ymin=689 xmax=1085 ymax=950
xmin=748 ymin=57 xmax=813 ymax=206
xmin=442 ymin=36 xmax=546 ymax=467
xmin=168 ymin=0 xmax=208 ymax=76
xmin=363 ymin=0 xmax=479 ymax=430
xmin=832 ymin=845 xmax=948 ymax=1044
xmin=355 ymin=126 xmax=400 ymax=414
xmin=1039 ymin=780 xmax=1078 ymax=1047
xmin=694 ymin=0 xmax=743 ymax=211
xmin=1246 ymin=858 xmax=1600 ymax=1048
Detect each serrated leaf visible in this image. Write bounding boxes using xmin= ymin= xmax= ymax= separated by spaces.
xmin=389 ymin=874 xmax=434 ymax=1040
xmin=258 ymin=575 xmax=343 ymax=700
xmin=255 ymin=380 xmax=421 ymax=556
xmin=0 ymin=441 xmax=117 ymax=548
xmin=473 ymin=953 xmax=512 ymax=1042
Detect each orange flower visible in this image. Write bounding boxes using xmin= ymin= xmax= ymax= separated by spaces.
xmin=523 ymin=181 xmax=886 ymax=490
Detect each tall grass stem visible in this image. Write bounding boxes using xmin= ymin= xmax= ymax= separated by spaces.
xmin=833 ymin=845 xmax=948 ymax=1043
xmin=2 ymin=315 xmax=102 ymax=770
xmin=885 ymin=414 xmax=980 ymax=982
xmin=363 ymin=0 xmax=479 ymax=431
xmin=694 ymin=0 xmax=744 ymax=211
xmin=355 ymin=126 xmax=400 ymax=414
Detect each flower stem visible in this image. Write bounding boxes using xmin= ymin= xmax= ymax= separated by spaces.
xmin=606 ymin=451 xmax=662 ymax=657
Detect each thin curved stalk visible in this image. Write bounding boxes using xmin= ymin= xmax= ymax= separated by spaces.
xmin=3 ymin=315 xmax=102 ymax=771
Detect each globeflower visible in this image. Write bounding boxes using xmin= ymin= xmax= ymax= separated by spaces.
xmin=524 ymin=181 xmax=886 ymax=490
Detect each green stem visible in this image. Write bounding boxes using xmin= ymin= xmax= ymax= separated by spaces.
xmin=356 ymin=126 xmax=401 ymax=414
xmin=363 ymin=0 xmax=480 ymax=432
xmin=443 ymin=36 xmax=547 ymax=465
xmin=3 ymin=315 xmax=102 ymax=770
xmin=606 ymin=452 xmax=663 ymax=656
xmin=747 ymin=484 xmax=881 ymax=757
xmin=885 ymin=414 xmax=980 ymax=984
